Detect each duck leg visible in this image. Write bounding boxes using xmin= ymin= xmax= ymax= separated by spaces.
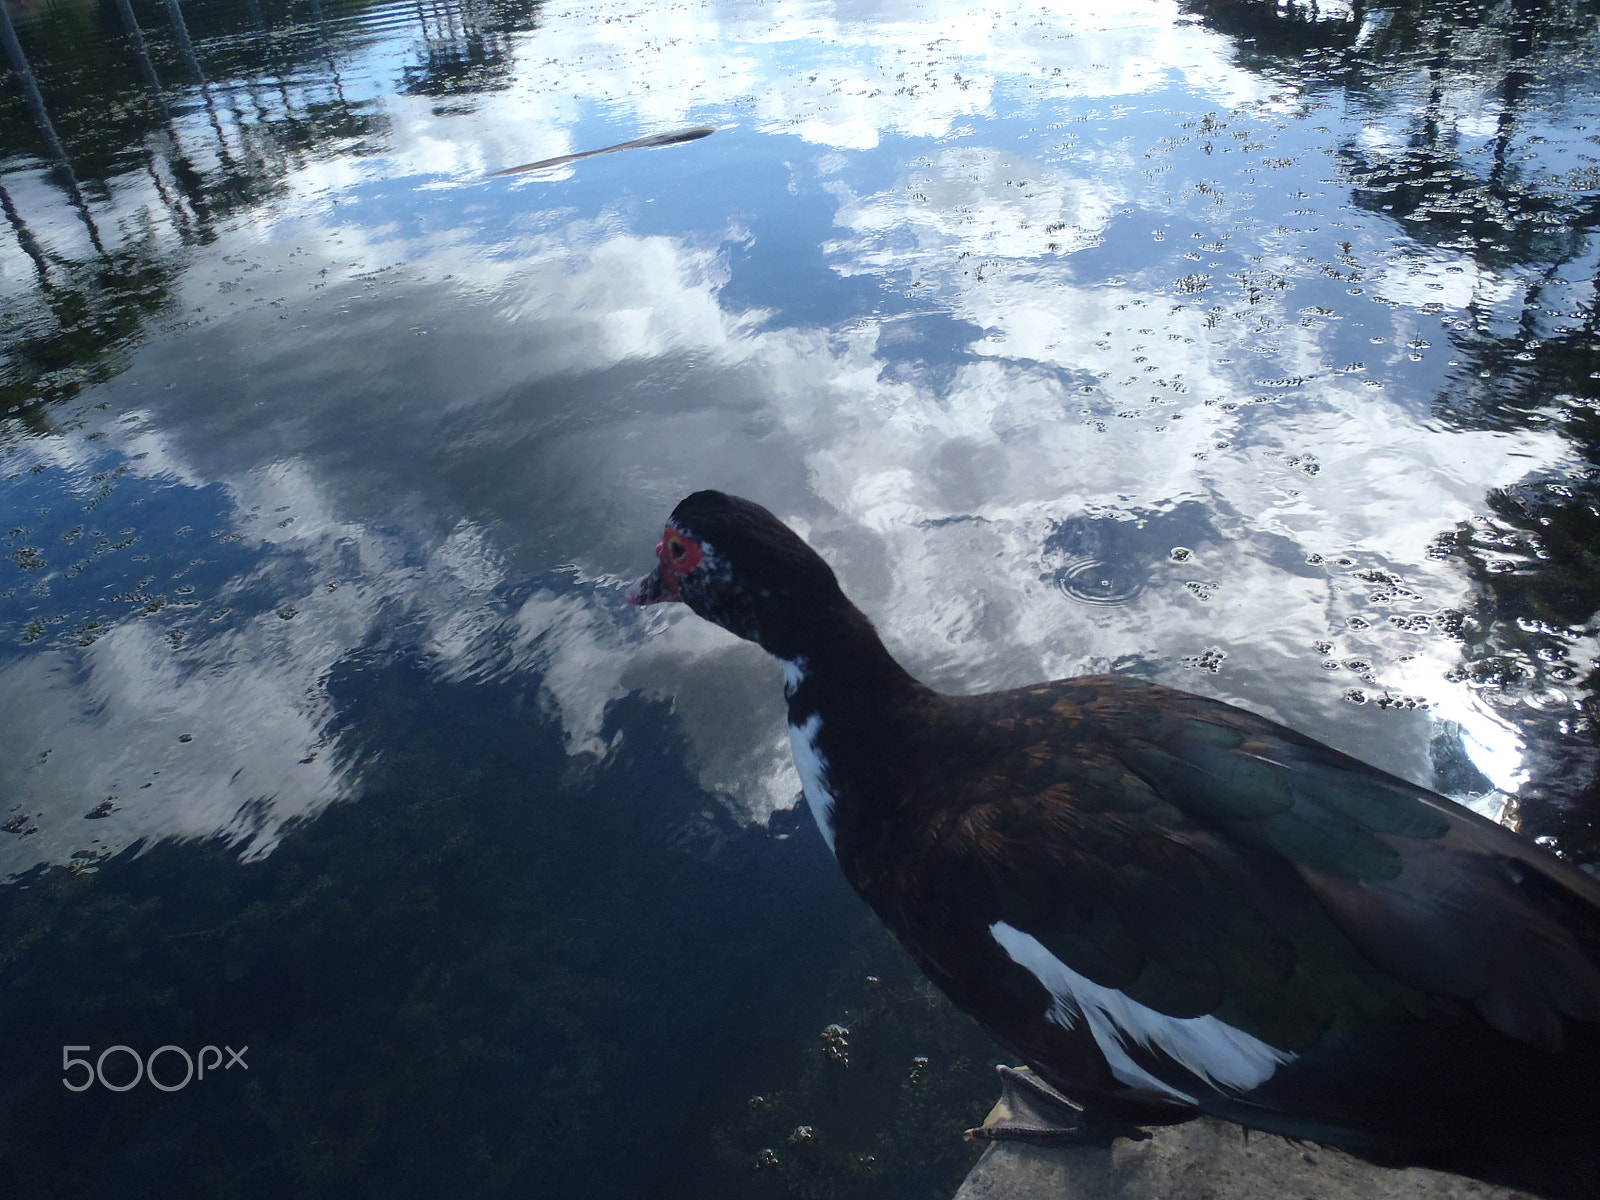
xmin=965 ymin=1065 xmax=1154 ymax=1147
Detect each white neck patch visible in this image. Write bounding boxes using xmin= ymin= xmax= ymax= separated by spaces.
xmin=778 ymin=656 xmax=836 ymax=852
xmin=780 ymin=655 xmax=806 ymax=699
xmin=989 ymin=921 xmax=1294 ymax=1105
xmin=788 ymin=712 xmax=836 ymax=854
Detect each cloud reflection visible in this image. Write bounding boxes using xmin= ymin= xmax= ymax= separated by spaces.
xmin=3 ymin=0 xmax=1592 ymax=877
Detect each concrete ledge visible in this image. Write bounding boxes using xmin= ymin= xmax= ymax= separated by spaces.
xmin=954 ymin=1118 xmax=1536 ymax=1200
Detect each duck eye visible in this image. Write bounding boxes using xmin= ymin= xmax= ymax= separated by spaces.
xmin=658 ymin=527 xmax=703 ymax=574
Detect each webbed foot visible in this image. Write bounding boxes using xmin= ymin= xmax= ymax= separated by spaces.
xmin=965 ymin=1065 xmax=1153 ymax=1148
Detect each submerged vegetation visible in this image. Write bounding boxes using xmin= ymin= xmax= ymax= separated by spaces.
xmin=0 ymin=657 xmax=994 ymax=1198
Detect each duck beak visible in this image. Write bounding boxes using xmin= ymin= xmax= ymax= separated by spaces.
xmin=626 ymin=563 xmax=680 ymax=606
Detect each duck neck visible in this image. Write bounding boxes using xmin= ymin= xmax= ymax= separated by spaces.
xmin=773 ymin=599 xmax=929 ymax=724
xmin=772 ymin=599 xmax=942 ymax=862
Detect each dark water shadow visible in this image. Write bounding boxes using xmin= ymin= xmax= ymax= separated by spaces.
xmin=0 ymin=648 xmax=995 ymax=1199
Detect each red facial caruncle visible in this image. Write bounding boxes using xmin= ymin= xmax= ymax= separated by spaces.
xmin=627 ymin=524 xmax=703 ymax=606
xmin=656 ymin=525 xmax=703 ymax=587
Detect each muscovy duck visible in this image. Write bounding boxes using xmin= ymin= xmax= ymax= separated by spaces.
xmin=628 ymin=490 xmax=1600 ymax=1200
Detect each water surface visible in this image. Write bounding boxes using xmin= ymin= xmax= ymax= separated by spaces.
xmin=2 ymin=0 xmax=1598 ymax=1195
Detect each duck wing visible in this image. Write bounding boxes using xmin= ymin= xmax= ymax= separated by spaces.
xmin=925 ymin=677 xmax=1600 ymax=1110
xmin=1120 ymin=678 xmax=1600 ymax=1050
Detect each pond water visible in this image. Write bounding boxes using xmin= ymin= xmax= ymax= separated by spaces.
xmin=2 ymin=0 xmax=1598 ymax=1195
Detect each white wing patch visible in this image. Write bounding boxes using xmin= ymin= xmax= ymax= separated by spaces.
xmin=990 ymin=921 xmax=1294 ymax=1104
xmin=789 ymin=713 xmax=836 ymax=853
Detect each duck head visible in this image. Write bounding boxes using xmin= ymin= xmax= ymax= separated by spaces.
xmin=627 ymin=491 xmax=846 ymax=659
